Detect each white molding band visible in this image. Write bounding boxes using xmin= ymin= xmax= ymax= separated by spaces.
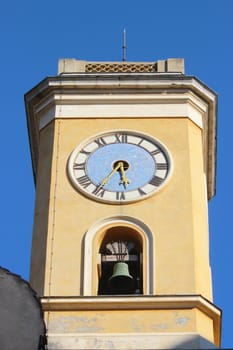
xmin=36 ymin=92 xmax=206 ymax=131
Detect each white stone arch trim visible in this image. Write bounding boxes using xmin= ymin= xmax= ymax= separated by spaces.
xmin=83 ymin=215 xmax=154 ymax=296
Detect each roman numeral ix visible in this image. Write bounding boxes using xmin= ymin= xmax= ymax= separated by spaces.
xmin=73 ymin=162 xmax=85 ymax=170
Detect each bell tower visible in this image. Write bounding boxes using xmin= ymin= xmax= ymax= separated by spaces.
xmin=25 ymin=58 xmax=221 ymax=349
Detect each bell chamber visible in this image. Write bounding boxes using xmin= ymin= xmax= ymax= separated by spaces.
xmin=98 ymin=235 xmax=142 ymax=295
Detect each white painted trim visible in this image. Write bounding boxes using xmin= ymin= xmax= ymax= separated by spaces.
xmin=37 ymin=92 xmax=206 ymax=130
xmin=83 ymin=216 xmax=154 ymax=295
xmin=41 ymin=295 xmax=221 ymax=315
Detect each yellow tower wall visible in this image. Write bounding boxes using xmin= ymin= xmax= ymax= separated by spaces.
xmin=25 ymin=65 xmax=221 ymax=349
xmin=30 ymin=117 xmax=212 ymax=299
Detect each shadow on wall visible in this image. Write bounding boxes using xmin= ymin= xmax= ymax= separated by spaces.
xmin=0 ymin=267 xmax=46 ymax=350
xmin=165 ymin=335 xmax=219 ymax=349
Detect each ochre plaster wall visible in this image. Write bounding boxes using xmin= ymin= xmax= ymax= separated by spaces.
xmin=47 ymin=309 xmax=196 ymax=334
xmin=44 ymin=307 xmax=215 ymax=346
xmin=30 ymin=117 xmax=212 ymax=300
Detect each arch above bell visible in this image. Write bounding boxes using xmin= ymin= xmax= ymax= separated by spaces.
xmin=83 ymin=215 xmax=154 ymax=296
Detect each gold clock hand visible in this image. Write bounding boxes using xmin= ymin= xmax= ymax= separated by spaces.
xmin=99 ymin=162 xmax=121 ymax=188
xmin=119 ymin=162 xmax=130 ymax=188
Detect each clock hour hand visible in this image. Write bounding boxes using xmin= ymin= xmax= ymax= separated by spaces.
xmin=119 ymin=162 xmax=130 ymax=188
xmin=99 ymin=162 xmax=121 ymax=188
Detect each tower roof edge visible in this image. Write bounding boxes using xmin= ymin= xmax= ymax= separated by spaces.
xmin=57 ymin=58 xmax=185 ymax=74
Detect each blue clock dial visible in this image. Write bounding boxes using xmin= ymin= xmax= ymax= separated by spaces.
xmin=86 ymin=143 xmax=156 ymax=192
xmin=68 ymin=131 xmax=171 ymax=204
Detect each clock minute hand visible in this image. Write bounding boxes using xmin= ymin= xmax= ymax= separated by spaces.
xmin=99 ymin=163 xmax=121 ymax=188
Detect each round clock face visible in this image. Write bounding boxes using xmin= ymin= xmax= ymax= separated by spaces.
xmin=68 ymin=131 xmax=172 ymax=204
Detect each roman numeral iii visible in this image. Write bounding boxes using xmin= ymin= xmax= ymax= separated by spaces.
xmin=149 ymin=176 xmax=163 ymax=187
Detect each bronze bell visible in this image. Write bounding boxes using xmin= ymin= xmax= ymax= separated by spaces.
xmin=108 ymin=262 xmax=135 ymax=294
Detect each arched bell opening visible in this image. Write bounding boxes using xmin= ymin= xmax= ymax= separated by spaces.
xmin=97 ymin=226 xmax=143 ymax=295
xmin=83 ymin=216 xmax=154 ymax=296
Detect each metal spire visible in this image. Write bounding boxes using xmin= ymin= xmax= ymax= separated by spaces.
xmin=122 ymin=28 xmax=127 ymax=62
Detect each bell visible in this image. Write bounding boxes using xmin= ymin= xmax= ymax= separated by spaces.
xmin=108 ymin=262 xmax=135 ymax=294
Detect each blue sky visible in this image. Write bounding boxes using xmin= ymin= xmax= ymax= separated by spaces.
xmin=0 ymin=0 xmax=232 ymax=347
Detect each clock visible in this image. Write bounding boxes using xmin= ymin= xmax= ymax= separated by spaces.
xmin=67 ymin=130 xmax=172 ymax=203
